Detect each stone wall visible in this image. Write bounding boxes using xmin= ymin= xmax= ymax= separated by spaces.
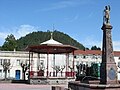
xmin=68 ymin=81 xmax=120 ymax=90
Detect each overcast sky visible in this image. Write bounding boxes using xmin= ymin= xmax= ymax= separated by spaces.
xmin=0 ymin=0 xmax=120 ymax=50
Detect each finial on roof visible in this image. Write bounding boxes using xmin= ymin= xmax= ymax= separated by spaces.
xmin=50 ymin=32 xmax=53 ymax=39
xmin=50 ymin=24 xmax=55 ymax=40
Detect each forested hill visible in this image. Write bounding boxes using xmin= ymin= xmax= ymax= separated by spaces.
xmin=17 ymin=30 xmax=85 ymax=50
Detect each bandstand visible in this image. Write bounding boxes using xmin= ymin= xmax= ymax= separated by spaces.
xmin=26 ymin=33 xmax=78 ymax=84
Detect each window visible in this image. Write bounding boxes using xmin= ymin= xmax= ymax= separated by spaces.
xmin=119 ymin=57 xmax=120 ymax=60
xmin=40 ymin=54 xmax=45 ymax=58
xmin=4 ymin=59 xmax=7 ymax=63
xmin=76 ymin=61 xmax=79 ymax=65
xmin=1 ymin=59 xmax=10 ymax=65
xmin=0 ymin=59 xmax=2 ymax=65
xmin=38 ymin=60 xmax=45 ymax=70
xmin=74 ymin=55 xmax=77 ymax=59
xmin=2 ymin=59 xmax=10 ymax=65
xmin=0 ymin=70 xmax=2 ymax=73
xmin=98 ymin=55 xmax=101 ymax=59
xmin=8 ymin=70 xmax=10 ymax=73
xmin=26 ymin=60 xmax=29 ymax=65
xmin=0 ymin=69 xmax=2 ymax=76
xmin=16 ymin=59 xmax=20 ymax=66
xmin=3 ymin=59 xmax=10 ymax=63
xmin=92 ymin=55 xmax=96 ymax=59
xmin=83 ymin=55 xmax=86 ymax=59
xmin=118 ymin=62 xmax=120 ymax=68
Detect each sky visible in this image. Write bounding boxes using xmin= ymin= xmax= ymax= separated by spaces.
xmin=0 ymin=0 xmax=120 ymax=51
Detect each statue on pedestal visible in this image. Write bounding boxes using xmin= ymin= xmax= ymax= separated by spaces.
xmin=103 ymin=5 xmax=110 ymax=24
xmin=101 ymin=5 xmax=118 ymax=84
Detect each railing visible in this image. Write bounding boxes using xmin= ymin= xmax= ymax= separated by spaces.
xmin=29 ymin=71 xmax=75 ymax=78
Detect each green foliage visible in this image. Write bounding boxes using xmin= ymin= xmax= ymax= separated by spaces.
xmin=1 ymin=31 xmax=85 ymax=51
xmin=91 ymin=63 xmax=100 ymax=77
xmin=17 ymin=30 xmax=85 ymax=50
xmin=1 ymin=34 xmax=17 ymax=51
xmin=85 ymin=47 xmax=89 ymax=50
xmin=53 ymin=31 xmax=84 ymax=50
xmin=91 ymin=45 xmax=101 ymax=50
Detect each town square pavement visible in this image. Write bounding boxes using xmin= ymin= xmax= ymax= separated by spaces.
xmin=0 ymin=83 xmax=68 ymax=90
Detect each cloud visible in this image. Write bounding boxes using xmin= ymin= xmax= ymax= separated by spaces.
xmin=88 ymin=12 xmax=94 ymax=18
xmin=69 ymin=14 xmax=79 ymax=22
xmin=0 ymin=32 xmax=9 ymax=45
xmin=0 ymin=32 xmax=8 ymax=39
xmin=81 ymin=36 xmax=102 ymax=49
xmin=64 ymin=14 xmax=79 ymax=22
xmin=0 ymin=27 xmax=13 ymax=45
xmin=35 ymin=0 xmax=95 ymax=14
xmin=15 ymin=25 xmax=39 ymax=39
xmin=40 ymin=0 xmax=80 ymax=11
xmin=0 ymin=24 xmax=40 ymax=46
xmin=113 ymin=41 xmax=120 ymax=51
xmin=81 ymin=36 xmax=120 ymax=51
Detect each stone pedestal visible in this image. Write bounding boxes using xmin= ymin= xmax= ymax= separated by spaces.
xmin=100 ymin=24 xmax=118 ymax=84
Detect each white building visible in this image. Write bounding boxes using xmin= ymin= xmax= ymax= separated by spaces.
xmin=0 ymin=50 xmax=120 ymax=81
xmin=0 ymin=51 xmax=36 ymax=80
xmin=74 ymin=50 xmax=120 ymax=80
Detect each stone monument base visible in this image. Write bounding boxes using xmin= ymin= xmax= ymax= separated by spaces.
xmin=68 ymin=81 xmax=120 ymax=90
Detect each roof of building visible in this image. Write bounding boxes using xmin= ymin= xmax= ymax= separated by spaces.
xmin=74 ymin=50 xmax=120 ymax=56
xmin=40 ymin=38 xmax=63 ymax=45
xmin=114 ymin=51 xmax=120 ymax=56
xmin=26 ymin=32 xmax=78 ymax=54
xmin=40 ymin=32 xmax=63 ymax=45
xmin=74 ymin=50 xmax=101 ymax=55
xmin=26 ymin=44 xmax=78 ymax=54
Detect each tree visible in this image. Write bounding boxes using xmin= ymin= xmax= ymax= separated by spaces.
xmin=85 ymin=47 xmax=89 ymax=50
xmin=2 ymin=34 xmax=17 ymax=51
xmin=52 ymin=66 xmax=61 ymax=77
xmin=20 ymin=61 xmax=29 ymax=80
xmin=91 ymin=46 xmax=101 ymax=50
xmin=2 ymin=60 xmax=11 ymax=80
xmin=60 ymin=65 xmax=65 ymax=77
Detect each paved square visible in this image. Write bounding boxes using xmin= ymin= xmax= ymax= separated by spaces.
xmin=0 ymin=83 xmax=68 ymax=90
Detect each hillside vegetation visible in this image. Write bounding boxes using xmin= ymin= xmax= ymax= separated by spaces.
xmin=17 ymin=30 xmax=85 ymax=50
